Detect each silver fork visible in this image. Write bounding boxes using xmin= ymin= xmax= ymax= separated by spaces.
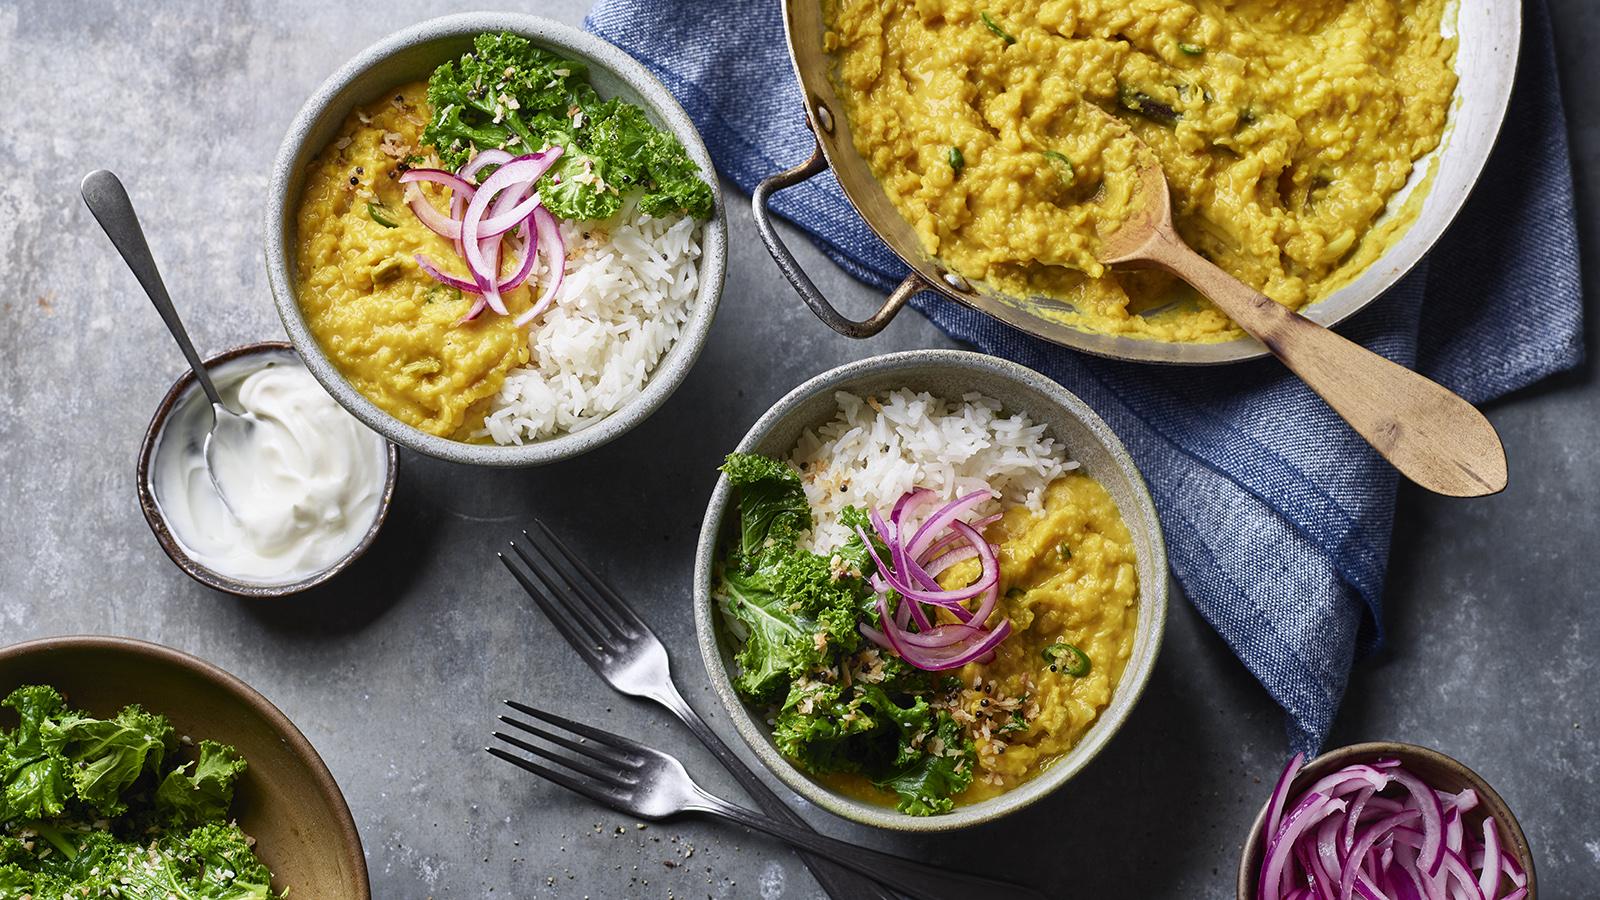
xmin=500 ymin=522 xmax=892 ymax=900
xmin=489 ymin=701 xmax=1047 ymax=900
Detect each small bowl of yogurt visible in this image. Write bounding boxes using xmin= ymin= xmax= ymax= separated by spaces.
xmin=137 ymin=341 xmax=398 ymax=597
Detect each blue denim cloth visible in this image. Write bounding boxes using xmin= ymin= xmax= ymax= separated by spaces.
xmin=585 ymin=0 xmax=1585 ymax=753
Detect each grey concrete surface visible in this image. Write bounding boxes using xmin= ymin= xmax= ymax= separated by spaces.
xmin=0 ymin=2 xmax=1594 ymax=898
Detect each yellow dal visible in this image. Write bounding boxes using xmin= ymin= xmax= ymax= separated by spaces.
xmin=293 ymin=82 xmax=532 ymax=440
xmin=825 ymin=0 xmax=1457 ymax=342
xmin=822 ymin=472 xmax=1139 ymax=807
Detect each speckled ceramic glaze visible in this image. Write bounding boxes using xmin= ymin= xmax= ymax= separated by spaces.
xmin=135 ymin=341 xmax=399 ymax=599
xmin=265 ymin=14 xmax=727 ymax=466
xmin=692 ymin=349 xmax=1169 ymax=831
xmin=1236 ymin=742 xmax=1537 ymax=899
xmin=0 ymin=636 xmax=371 ymax=899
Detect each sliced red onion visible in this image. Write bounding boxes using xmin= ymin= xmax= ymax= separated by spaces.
xmin=512 ymin=207 xmax=566 ymax=327
xmin=399 ymin=167 xmax=478 ymax=195
xmin=919 ymin=511 xmax=1002 ymax=562
xmin=414 ymin=254 xmax=479 ymax=293
xmin=1477 ymin=818 xmax=1501 ymax=900
xmin=460 ymin=148 xmax=514 ymax=182
xmin=402 ymin=182 xmax=471 ymax=240
xmin=1261 ymin=793 xmax=1348 ymax=900
xmin=1344 ymin=785 xmax=1378 ymax=853
xmin=853 ymin=487 xmax=1021 ymax=673
xmin=1388 ymin=769 xmax=1446 ymax=876
xmin=907 ymin=490 xmax=993 ymax=559
xmin=460 ymin=150 xmax=564 ymax=316
xmin=1265 ymin=754 xmax=1306 ymax=852
xmin=1338 ymin=810 xmax=1419 ymax=900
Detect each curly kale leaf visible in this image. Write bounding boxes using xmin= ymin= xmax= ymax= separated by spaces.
xmin=836 ymin=506 xmax=884 ymax=582
xmin=717 ymin=455 xmax=874 ymax=701
xmin=0 ymin=824 xmax=277 ymax=900
xmin=719 ymin=453 xmax=811 ymax=566
xmin=156 ymin=740 xmax=247 ymax=828
xmin=420 ymin=31 xmax=713 ymax=221
xmin=42 ymin=704 xmax=174 ymax=818
xmin=169 ymin=822 xmax=276 ymax=900
xmin=585 ymin=99 xmax=715 ymax=219
xmin=422 ymin=32 xmax=596 ymax=170
xmin=720 ymin=568 xmax=816 ymax=702
xmin=871 ymin=708 xmax=975 ymax=816
xmin=770 ymin=678 xmax=972 ymax=816
xmin=0 ymin=686 xmax=71 ymax=824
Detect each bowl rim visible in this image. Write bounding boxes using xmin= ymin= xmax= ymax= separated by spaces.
xmin=1234 ymin=741 xmax=1537 ymax=899
xmin=777 ymin=0 xmax=1521 ymax=364
xmin=135 ymin=341 xmax=399 ymax=599
xmin=691 ymin=348 xmax=1169 ymax=831
xmin=0 ymin=634 xmax=372 ymax=899
xmin=264 ymin=12 xmax=728 ymax=466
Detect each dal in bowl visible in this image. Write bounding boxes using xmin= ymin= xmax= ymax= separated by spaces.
xmin=267 ymin=14 xmax=727 ymax=466
xmin=693 ymin=350 xmax=1168 ymax=830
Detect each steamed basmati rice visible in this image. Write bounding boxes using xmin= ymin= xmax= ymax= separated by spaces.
xmin=478 ymin=200 xmax=701 ymax=444
xmin=790 ymin=389 xmax=1077 ymax=552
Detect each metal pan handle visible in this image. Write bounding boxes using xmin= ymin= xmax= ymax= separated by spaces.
xmin=752 ymin=140 xmax=923 ymax=338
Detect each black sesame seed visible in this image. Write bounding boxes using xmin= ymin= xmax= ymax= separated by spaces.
xmin=355 ymin=166 xmax=364 ymax=175
xmin=349 ymin=176 xmax=358 ymax=185
xmin=1049 ymin=665 xmax=1058 ymax=673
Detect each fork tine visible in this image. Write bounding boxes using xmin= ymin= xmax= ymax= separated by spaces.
xmin=491 ymin=729 xmax=634 ymax=790
xmin=517 ymin=527 xmax=635 ymax=639
xmin=530 ymin=519 xmax=648 ymax=633
xmin=503 ymin=699 xmax=654 ymax=758
xmin=498 ymin=553 xmax=606 ymax=661
xmin=508 ymin=539 xmax=620 ymax=645
xmin=486 ymin=747 xmax=623 ymax=806
xmin=498 ymin=714 xmax=635 ymax=769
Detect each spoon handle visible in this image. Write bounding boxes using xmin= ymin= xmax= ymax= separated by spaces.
xmin=80 ymin=169 xmax=225 ymax=409
xmin=1153 ymin=238 xmax=1507 ymax=497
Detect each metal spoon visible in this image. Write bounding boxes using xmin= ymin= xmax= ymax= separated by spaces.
xmin=81 ymin=169 xmax=254 ymax=511
xmin=1094 ymin=138 xmax=1507 ymax=498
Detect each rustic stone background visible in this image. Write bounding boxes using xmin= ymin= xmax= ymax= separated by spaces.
xmin=1 ymin=2 xmax=1594 ymax=896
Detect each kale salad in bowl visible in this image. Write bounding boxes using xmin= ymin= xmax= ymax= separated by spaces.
xmin=0 ymin=685 xmax=274 ymax=898
xmin=0 ymin=636 xmax=368 ymax=898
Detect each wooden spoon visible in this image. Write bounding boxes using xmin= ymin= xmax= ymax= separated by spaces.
xmin=1097 ymin=158 xmax=1507 ymax=498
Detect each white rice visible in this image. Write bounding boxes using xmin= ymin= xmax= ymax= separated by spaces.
xmin=789 ymin=389 xmax=1077 ymax=553
xmin=477 ymin=199 xmax=701 ymax=444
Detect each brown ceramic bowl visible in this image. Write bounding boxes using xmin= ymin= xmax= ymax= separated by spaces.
xmin=0 ymin=635 xmax=370 ymax=898
xmin=1237 ymin=741 xmax=1536 ymax=899
xmin=136 ymin=341 xmax=399 ymax=598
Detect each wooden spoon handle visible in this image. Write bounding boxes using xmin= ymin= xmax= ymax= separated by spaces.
xmin=1152 ymin=239 xmax=1507 ymax=497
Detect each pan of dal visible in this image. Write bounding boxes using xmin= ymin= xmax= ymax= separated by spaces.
xmin=756 ymin=0 xmax=1519 ymax=364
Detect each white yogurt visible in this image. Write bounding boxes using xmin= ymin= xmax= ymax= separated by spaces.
xmin=151 ymin=352 xmax=389 ymax=586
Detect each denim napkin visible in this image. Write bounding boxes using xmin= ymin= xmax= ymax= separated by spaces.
xmin=585 ymin=0 xmax=1585 ymax=753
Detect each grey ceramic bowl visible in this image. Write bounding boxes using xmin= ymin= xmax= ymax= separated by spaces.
xmin=265 ymin=13 xmax=727 ymax=466
xmin=136 ymin=341 xmax=398 ymax=598
xmin=692 ymin=349 xmax=1169 ymax=831
xmin=1237 ymin=742 xmax=1536 ymax=899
